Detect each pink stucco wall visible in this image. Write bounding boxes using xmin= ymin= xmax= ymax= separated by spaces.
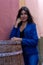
xmin=0 ymin=0 xmax=43 ymax=40
xmin=25 ymin=0 xmax=43 ymax=38
xmin=0 ymin=0 xmax=19 ymax=40
xmin=38 ymin=0 xmax=43 ymax=37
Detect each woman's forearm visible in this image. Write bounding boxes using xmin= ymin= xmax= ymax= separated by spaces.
xmin=11 ymin=37 xmax=22 ymax=41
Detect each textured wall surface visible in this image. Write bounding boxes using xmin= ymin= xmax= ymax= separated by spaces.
xmin=0 ymin=0 xmax=19 ymax=40
xmin=0 ymin=0 xmax=43 ymax=38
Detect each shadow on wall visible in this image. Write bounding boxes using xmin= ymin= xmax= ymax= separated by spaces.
xmin=38 ymin=37 xmax=43 ymax=65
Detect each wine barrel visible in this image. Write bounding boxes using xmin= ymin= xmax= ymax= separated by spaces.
xmin=0 ymin=40 xmax=24 ymax=65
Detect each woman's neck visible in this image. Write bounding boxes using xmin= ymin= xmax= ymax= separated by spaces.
xmin=20 ymin=21 xmax=27 ymax=32
xmin=22 ymin=21 xmax=27 ymax=26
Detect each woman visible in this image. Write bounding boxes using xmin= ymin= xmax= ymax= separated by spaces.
xmin=9 ymin=7 xmax=39 ymax=65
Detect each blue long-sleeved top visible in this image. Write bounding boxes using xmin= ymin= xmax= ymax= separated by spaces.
xmin=9 ymin=23 xmax=39 ymax=54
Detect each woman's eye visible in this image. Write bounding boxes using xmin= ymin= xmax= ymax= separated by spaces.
xmin=21 ymin=13 xmax=27 ymax=15
xmin=24 ymin=13 xmax=27 ymax=14
xmin=21 ymin=13 xmax=23 ymax=15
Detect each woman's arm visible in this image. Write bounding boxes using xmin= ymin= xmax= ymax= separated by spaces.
xmin=9 ymin=18 xmax=21 ymax=39
xmin=9 ymin=27 xmax=18 ymax=39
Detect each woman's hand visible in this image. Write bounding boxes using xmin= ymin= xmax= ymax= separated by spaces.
xmin=11 ymin=37 xmax=22 ymax=41
xmin=14 ymin=18 xmax=21 ymax=28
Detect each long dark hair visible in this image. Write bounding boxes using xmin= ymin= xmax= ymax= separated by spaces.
xmin=16 ymin=6 xmax=34 ymax=27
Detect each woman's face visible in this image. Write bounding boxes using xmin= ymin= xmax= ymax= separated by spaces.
xmin=20 ymin=10 xmax=28 ymax=22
